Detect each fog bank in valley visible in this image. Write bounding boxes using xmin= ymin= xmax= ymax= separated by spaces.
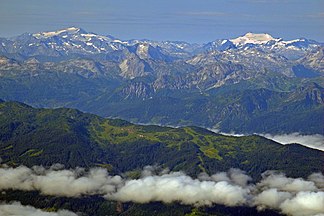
xmin=0 ymin=202 xmax=77 ymax=216
xmin=0 ymin=165 xmax=323 ymax=216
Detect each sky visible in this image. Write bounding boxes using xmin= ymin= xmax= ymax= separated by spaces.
xmin=0 ymin=0 xmax=323 ymax=43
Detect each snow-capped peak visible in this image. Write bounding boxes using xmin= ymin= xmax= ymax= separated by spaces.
xmin=33 ymin=27 xmax=84 ymax=38
xmin=230 ymin=33 xmax=279 ymax=46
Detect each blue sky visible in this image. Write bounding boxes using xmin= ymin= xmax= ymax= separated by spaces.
xmin=0 ymin=0 xmax=323 ymax=42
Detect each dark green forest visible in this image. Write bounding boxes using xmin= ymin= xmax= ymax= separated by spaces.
xmin=0 ymin=100 xmax=323 ymax=215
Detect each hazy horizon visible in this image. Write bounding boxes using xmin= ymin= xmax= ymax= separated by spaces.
xmin=0 ymin=0 xmax=323 ymax=43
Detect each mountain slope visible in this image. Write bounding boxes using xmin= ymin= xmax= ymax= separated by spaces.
xmin=0 ymin=28 xmax=323 ymax=134
xmin=1 ymin=28 xmax=321 ymax=60
xmin=0 ymin=101 xmax=323 ymax=216
xmin=1 ymin=65 xmax=322 ymax=134
xmin=0 ymin=100 xmax=323 ymax=179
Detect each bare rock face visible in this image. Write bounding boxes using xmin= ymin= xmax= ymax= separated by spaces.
xmin=0 ymin=28 xmax=323 ymax=135
xmin=119 ymin=54 xmax=151 ymax=79
xmin=0 ymin=56 xmax=21 ymax=74
xmin=120 ymin=82 xmax=153 ymax=99
xmin=300 ymin=47 xmax=324 ymax=73
xmin=302 ymin=83 xmax=324 ymax=105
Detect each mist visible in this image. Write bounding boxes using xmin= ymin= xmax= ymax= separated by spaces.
xmin=0 ymin=165 xmax=324 ymax=215
xmin=210 ymin=129 xmax=324 ymax=151
xmin=110 ymin=169 xmax=249 ymax=206
xmin=0 ymin=202 xmax=77 ymax=216
xmin=260 ymin=133 xmax=324 ymax=151
xmin=0 ymin=164 xmax=122 ymax=197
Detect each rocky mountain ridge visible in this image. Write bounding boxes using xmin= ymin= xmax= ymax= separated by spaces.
xmin=0 ymin=27 xmax=322 ymax=60
xmin=0 ymin=27 xmax=323 ymax=134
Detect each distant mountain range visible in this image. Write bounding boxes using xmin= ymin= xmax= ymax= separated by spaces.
xmin=0 ymin=27 xmax=323 ymax=134
xmin=1 ymin=27 xmax=322 ymax=60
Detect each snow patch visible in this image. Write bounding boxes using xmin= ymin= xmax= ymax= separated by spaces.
xmin=113 ymin=39 xmax=129 ymax=44
xmin=221 ymin=40 xmax=228 ymax=45
xmin=33 ymin=27 xmax=81 ymax=38
xmin=231 ymin=33 xmax=278 ymax=46
xmin=81 ymin=33 xmax=97 ymax=38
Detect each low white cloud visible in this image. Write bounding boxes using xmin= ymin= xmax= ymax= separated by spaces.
xmin=208 ymin=129 xmax=245 ymax=137
xmin=280 ymin=192 xmax=324 ymax=216
xmin=254 ymin=188 xmax=292 ymax=209
xmin=258 ymin=171 xmax=318 ymax=192
xmin=253 ymin=172 xmax=324 ymax=216
xmin=0 ymin=165 xmax=122 ymax=197
xmin=209 ymin=129 xmax=324 ymax=151
xmin=110 ymin=172 xmax=249 ymax=206
xmin=0 ymin=202 xmax=77 ymax=216
xmin=0 ymin=165 xmax=324 ymax=216
xmin=261 ymin=133 xmax=324 ymax=151
xmin=308 ymin=173 xmax=324 ymax=188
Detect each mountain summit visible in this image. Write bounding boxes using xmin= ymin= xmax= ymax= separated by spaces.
xmin=0 ymin=27 xmax=323 ymax=134
xmin=33 ymin=27 xmax=87 ymax=38
xmin=230 ymin=33 xmax=278 ymax=46
xmin=0 ymin=27 xmax=321 ymax=60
